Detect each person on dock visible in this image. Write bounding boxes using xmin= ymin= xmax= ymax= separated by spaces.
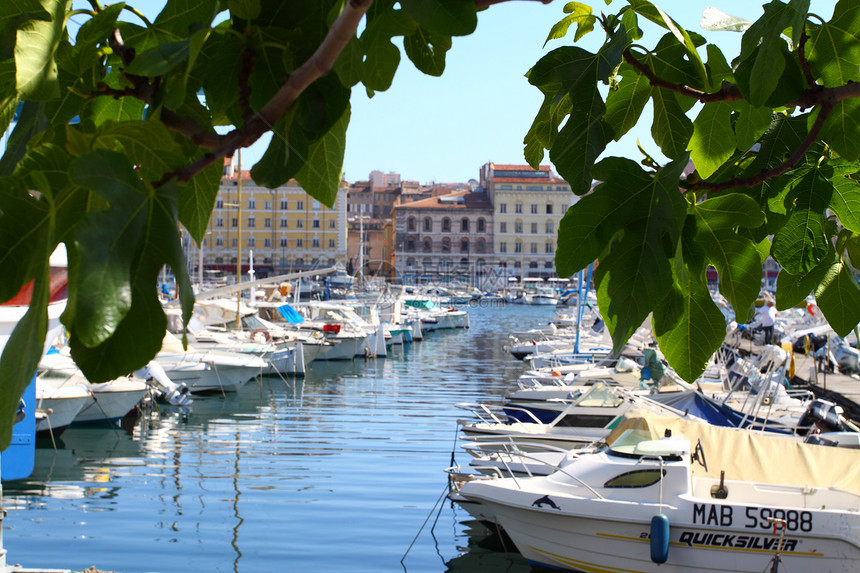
xmin=760 ymin=300 xmax=777 ymax=345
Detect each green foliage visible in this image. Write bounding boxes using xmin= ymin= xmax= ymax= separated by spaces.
xmin=0 ymin=0 xmax=859 ymax=450
xmin=540 ymin=0 xmax=860 ymax=382
xmin=0 ymin=0 xmax=477 ymax=449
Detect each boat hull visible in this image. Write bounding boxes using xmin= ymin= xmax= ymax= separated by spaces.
xmin=36 ymin=395 xmax=87 ymax=437
xmin=316 ymin=336 xmax=366 ymax=360
xmin=464 ymin=485 xmax=860 ymax=573
xmin=74 ymin=379 xmax=148 ymax=424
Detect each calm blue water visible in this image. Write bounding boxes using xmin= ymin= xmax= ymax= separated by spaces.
xmin=2 ymin=304 xmax=559 ymax=572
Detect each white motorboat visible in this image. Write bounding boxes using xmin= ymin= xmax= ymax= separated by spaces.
xmin=168 ymin=303 xmax=315 ymax=374
xmin=456 ymin=409 xmax=860 ymax=572
xmin=401 ymin=296 xmax=469 ymax=331
xmin=38 ymin=353 xmax=149 ymax=424
xmin=35 ymin=377 xmax=90 ymax=437
xmin=75 ymin=377 xmax=148 ymax=424
xmin=157 ymin=333 xmax=266 ymax=394
xmin=458 ymin=383 xmax=688 ymax=452
xmin=257 ymin=302 xmax=371 ymax=360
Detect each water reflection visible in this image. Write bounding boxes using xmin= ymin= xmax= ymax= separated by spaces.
xmin=444 ymin=521 xmax=532 ymax=573
xmin=2 ymin=305 xmax=559 ymax=572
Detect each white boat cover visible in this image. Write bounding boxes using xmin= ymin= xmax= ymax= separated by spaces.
xmin=607 ymin=408 xmax=860 ymax=496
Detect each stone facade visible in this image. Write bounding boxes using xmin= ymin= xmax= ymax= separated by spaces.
xmin=393 ymin=190 xmax=494 ymax=284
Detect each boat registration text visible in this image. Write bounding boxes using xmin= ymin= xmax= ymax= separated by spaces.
xmin=692 ymin=503 xmax=813 ymax=532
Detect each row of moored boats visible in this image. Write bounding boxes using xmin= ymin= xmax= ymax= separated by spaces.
xmin=446 ymin=295 xmax=860 ymax=572
xmin=29 ymin=289 xmax=470 ymax=440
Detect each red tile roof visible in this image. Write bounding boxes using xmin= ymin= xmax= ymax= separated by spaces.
xmin=490 ymin=163 xmax=551 ymax=172
xmin=394 ymin=190 xmax=492 ymax=211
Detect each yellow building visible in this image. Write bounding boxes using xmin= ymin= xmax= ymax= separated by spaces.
xmin=185 ymin=169 xmax=348 ymax=282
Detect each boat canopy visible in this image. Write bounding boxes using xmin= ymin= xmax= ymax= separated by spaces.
xmin=405 ymin=299 xmax=436 ymax=310
xmin=652 ymin=390 xmax=794 ymax=433
xmin=607 ymin=408 xmax=860 ymax=496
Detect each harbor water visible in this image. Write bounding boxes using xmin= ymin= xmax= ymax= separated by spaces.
xmin=2 ymin=304 xmax=557 ymax=572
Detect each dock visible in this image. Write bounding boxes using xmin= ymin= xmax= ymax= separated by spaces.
xmin=736 ymin=338 xmax=860 ymax=424
xmin=790 ymin=351 xmax=860 ymax=423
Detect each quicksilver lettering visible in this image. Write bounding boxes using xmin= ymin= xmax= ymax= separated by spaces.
xmin=678 ymin=531 xmax=799 ymax=552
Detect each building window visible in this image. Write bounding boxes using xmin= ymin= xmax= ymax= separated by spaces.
xmin=461 ymin=218 xmax=469 ymax=232
xmin=515 ymin=203 xmax=522 ymax=214
xmin=232 ymin=218 xmax=238 ymax=228
xmin=313 ymin=200 xmax=321 ymax=210
xmin=499 ymin=242 xmax=507 ymax=253
xmin=477 ymin=218 xmax=485 ymax=233
xmin=296 ymin=257 xmax=304 ymax=266
xmin=545 ymin=242 xmax=554 ymax=253
xmin=477 ymin=239 xmax=485 ymax=253
xmin=531 ymin=204 xmax=538 ymax=214
xmin=407 ymin=217 xmax=416 ymax=232
xmin=280 ymin=238 xmax=288 ymax=247
xmin=442 ymin=238 xmax=451 ymax=252
xmin=264 ymin=238 xmax=271 ymax=248
xmin=297 ymin=239 xmax=303 ymax=248
xmin=546 ymin=221 xmax=554 ymax=234
xmin=530 ymin=243 xmax=538 ymax=254
xmin=247 ymin=217 xmax=256 ymax=228
xmin=531 ymin=223 xmax=538 ymax=234
xmin=264 ymin=201 xmax=271 ymax=210
xmin=406 ymin=257 xmax=415 ymax=267
xmin=280 ymin=219 xmax=288 ymax=228
xmin=248 ymin=199 xmax=255 ymax=209
xmin=546 ymin=203 xmax=553 ymax=214
xmin=329 ymin=239 xmax=335 ymax=249
xmin=500 ymin=204 xmax=507 ymax=214
xmin=232 ymin=238 xmax=237 ymax=248
xmin=515 ymin=242 xmax=522 ymax=253
xmin=406 ymin=240 xmax=415 ymax=251
xmin=215 ymin=238 xmax=224 ymax=247
xmin=460 ymin=239 xmax=469 ymax=253
xmin=312 ymin=219 xmax=320 ymax=229
xmin=280 ymin=200 xmax=288 ymax=209
xmin=422 ymin=238 xmax=432 ymax=252
xmin=329 ymin=220 xmax=335 ymax=229
xmin=500 ymin=222 xmax=507 ymax=233
xmin=297 ymin=201 xmax=304 ymax=210
xmin=216 ymin=218 xmax=224 ymax=228
xmin=297 ymin=219 xmax=304 ymax=229
xmin=442 ymin=218 xmax=451 ymax=232
xmin=515 ymin=222 xmax=523 ymax=234
xmin=216 ymin=199 xmax=223 ymax=208
xmin=423 ymin=217 xmax=432 ymax=232
xmin=264 ymin=218 xmax=271 ymax=228
xmin=248 ymin=237 xmax=255 ymax=248
xmin=312 ymin=238 xmax=320 ymax=248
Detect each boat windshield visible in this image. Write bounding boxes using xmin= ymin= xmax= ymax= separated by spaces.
xmin=607 ymin=429 xmax=687 ymax=461
xmin=243 ymin=315 xmax=267 ymax=330
xmin=573 ymin=384 xmax=624 ymax=408
xmin=607 ymin=428 xmax=653 ymax=455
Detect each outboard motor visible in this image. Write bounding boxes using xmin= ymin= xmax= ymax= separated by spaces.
xmin=135 ymin=361 xmax=193 ymax=407
xmin=833 ymin=340 xmax=860 ymax=374
xmin=797 ymin=399 xmax=848 ymax=435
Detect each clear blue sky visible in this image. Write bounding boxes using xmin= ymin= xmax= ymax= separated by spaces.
xmin=66 ymin=0 xmax=836 ymax=184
